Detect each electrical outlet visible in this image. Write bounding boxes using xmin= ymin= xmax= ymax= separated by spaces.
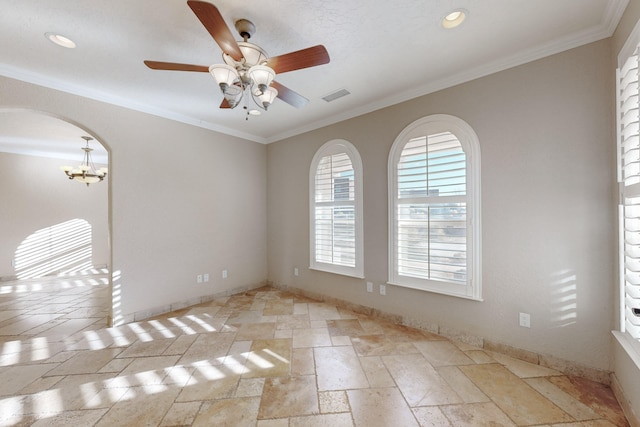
xmin=519 ymin=312 xmax=531 ymax=328
xmin=203 ymin=273 xmax=209 ymax=282
xmin=379 ymin=284 xmax=386 ymax=295
xmin=197 ymin=274 xmax=203 ymax=283
xmin=366 ymin=282 xmax=373 ymax=293
xmin=222 ymin=269 xmax=228 ymax=279
xmin=294 ymin=267 xmax=299 ymax=276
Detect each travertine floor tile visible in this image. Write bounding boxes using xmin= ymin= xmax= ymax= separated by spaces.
xmin=47 ymin=348 xmax=122 ymax=376
xmin=490 ymin=351 xmax=561 ymax=378
xmin=526 ymin=377 xmax=599 ymax=421
xmin=176 ymin=332 xmax=235 ymax=365
xmin=326 ymin=319 xmax=366 ymax=337
xmin=192 ymin=396 xmax=260 ymax=426
xmin=263 ymin=299 xmax=294 ymax=316
xmin=460 ymin=363 xmax=573 ymax=425
xmin=289 ymin=412 xmax=354 ymax=427
xmin=42 ymin=372 xmax=115 ymax=411
xmin=347 ymin=387 xmax=420 ymax=427
xmin=439 ymin=402 xmax=517 ymax=427
xmin=30 ymin=408 xmax=109 ymax=427
xmin=234 ymin=322 xmax=276 ymax=340
xmin=307 ymin=303 xmax=342 ymax=320
xmin=175 ymin=366 xmax=240 ymax=402
xmin=0 ymin=363 xmax=57 ymax=396
xmin=0 ymin=282 xmax=629 ymax=427
xmin=351 ymin=334 xmax=419 ymax=356
xmin=436 ymin=366 xmax=489 ymax=403
xmin=243 ymin=338 xmax=291 ymax=378
xmin=160 ymin=401 xmax=202 ymax=426
xmin=258 ymin=375 xmax=319 ymax=419
xmin=95 ymin=385 xmax=180 ymax=426
xmin=291 ymin=347 xmax=315 ymax=376
xmin=236 ymin=377 xmax=266 ymax=397
xmin=319 ymin=390 xmax=350 ymax=413
xmin=276 ymin=314 xmax=311 ymax=330
xmin=412 ymin=406 xmax=453 ymax=427
xmin=384 ymin=353 xmax=462 ymax=406
xmin=547 ymin=376 xmax=629 ymax=426
xmin=292 ymin=327 xmax=332 ymax=348
xmin=116 ymin=337 xmax=174 ymax=358
xmin=414 ymin=340 xmax=476 ymax=367
xmin=315 ymin=346 xmax=369 ymax=391
xmin=359 ymin=355 xmax=395 ymax=388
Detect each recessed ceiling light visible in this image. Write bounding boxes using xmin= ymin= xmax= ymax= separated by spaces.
xmin=45 ymin=33 xmax=76 ymax=48
xmin=442 ymin=9 xmax=467 ymax=29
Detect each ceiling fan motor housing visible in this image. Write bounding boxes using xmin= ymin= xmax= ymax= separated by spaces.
xmin=235 ymin=19 xmax=256 ymax=40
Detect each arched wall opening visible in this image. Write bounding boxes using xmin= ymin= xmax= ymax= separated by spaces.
xmin=0 ymin=108 xmax=113 ymax=328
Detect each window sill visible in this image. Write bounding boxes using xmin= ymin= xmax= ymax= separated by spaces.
xmin=309 ymin=265 xmax=364 ymax=279
xmin=386 ymin=280 xmax=483 ymax=301
xmin=613 ymin=330 xmax=640 ymax=371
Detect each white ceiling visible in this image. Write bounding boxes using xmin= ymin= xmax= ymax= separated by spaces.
xmin=0 ymin=0 xmax=629 ymax=160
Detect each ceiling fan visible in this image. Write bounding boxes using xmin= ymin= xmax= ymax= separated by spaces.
xmin=144 ymin=0 xmax=330 ymax=116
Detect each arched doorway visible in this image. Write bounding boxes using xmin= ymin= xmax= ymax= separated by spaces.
xmin=0 ymin=109 xmax=112 ymax=338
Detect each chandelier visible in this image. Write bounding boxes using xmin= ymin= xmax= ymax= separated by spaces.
xmin=60 ymin=136 xmax=108 ymax=186
xmin=208 ymin=20 xmax=278 ymax=118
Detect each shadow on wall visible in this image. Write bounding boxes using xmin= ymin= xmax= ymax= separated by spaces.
xmin=14 ymin=218 xmax=94 ymax=280
xmin=550 ymin=268 xmax=578 ymax=328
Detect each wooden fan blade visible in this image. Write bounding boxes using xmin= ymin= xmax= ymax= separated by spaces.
xmin=187 ymin=1 xmax=243 ymax=61
xmin=220 ymin=98 xmax=232 ymax=109
xmin=266 ymin=45 xmax=330 ymax=75
xmin=271 ymin=81 xmax=309 ymax=109
xmin=144 ymin=60 xmax=209 ymax=72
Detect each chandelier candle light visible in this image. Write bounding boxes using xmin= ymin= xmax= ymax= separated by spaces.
xmin=60 ymin=136 xmax=108 ymax=186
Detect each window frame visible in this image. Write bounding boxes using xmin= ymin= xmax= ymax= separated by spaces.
xmin=388 ymin=114 xmax=482 ymax=300
xmin=617 ymin=18 xmax=640 ymax=343
xmin=309 ymin=139 xmax=364 ymax=278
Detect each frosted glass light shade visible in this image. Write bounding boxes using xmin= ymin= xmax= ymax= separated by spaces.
xmin=259 ymin=86 xmax=278 ymax=108
xmin=237 ymin=42 xmax=268 ymax=66
xmin=209 ymin=64 xmax=239 ymax=87
xmin=223 ymin=84 xmax=243 ymax=108
xmin=74 ymin=175 xmax=101 ymax=184
xmin=248 ymin=65 xmax=275 ymax=90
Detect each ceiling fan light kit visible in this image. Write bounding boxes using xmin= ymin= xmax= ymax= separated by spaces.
xmin=144 ymin=1 xmax=330 ymax=119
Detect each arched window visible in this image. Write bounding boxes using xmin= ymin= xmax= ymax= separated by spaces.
xmin=388 ymin=115 xmax=481 ymax=299
xmin=310 ymin=140 xmax=364 ymax=278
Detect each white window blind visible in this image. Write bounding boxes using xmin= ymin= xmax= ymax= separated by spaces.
xmin=389 ymin=115 xmax=481 ymax=300
xmin=310 ymin=140 xmax=364 ymax=278
xmin=315 ymin=152 xmax=356 ymax=267
xmin=397 ymin=132 xmax=467 ymax=283
xmin=618 ymin=45 xmax=640 ymax=340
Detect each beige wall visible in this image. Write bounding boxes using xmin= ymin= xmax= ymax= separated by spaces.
xmin=267 ymin=39 xmax=615 ymax=372
xmin=0 ymin=151 xmax=108 ymax=278
xmin=0 ymin=76 xmax=268 ymax=323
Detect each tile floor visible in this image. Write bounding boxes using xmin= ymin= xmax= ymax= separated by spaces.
xmin=0 ymin=279 xmax=630 ymax=426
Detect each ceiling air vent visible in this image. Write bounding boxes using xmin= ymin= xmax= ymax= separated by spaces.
xmin=322 ymin=88 xmax=351 ymax=103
